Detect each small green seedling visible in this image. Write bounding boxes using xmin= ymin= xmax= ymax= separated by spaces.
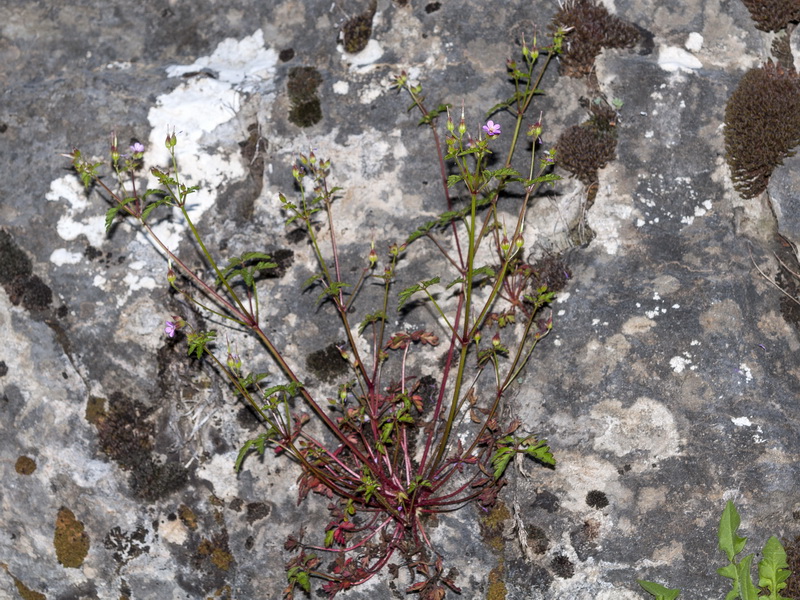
xmin=639 ymin=501 xmax=791 ymax=600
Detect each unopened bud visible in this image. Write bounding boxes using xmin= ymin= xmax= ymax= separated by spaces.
xmin=492 ymin=333 xmax=501 ymax=347
xmin=110 ymin=132 xmax=120 ymax=164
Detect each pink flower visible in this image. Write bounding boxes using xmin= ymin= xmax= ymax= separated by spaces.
xmin=482 ymin=120 xmax=501 ymax=137
xmin=165 ymin=320 xmax=177 ymax=337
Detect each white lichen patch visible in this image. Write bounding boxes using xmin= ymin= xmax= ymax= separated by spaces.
xmin=146 ymin=29 xmax=278 ymax=252
xmin=731 ymin=416 xmax=766 ymax=443
xmin=46 ymin=174 xmax=107 ymax=248
xmin=738 ymin=363 xmax=753 ymax=383
xmin=658 ymin=46 xmax=703 ymax=73
xmin=49 ymin=248 xmax=83 ymax=266
xmin=685 ymin=32 xmax=704 ymax=52
xmin=590 ymin=397 xmax=681 ymax=461
xmin=669 ymin=354 xmax=693 ymax=373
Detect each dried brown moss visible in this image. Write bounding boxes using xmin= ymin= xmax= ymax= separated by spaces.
xmin=555 ymin=100 xmax=618 ymax=185
xmin=550 ymin=0 xmax=640 ymax=77
xmin=724 ymin=61 xmax=800 ymax=199
xmin=740 ymin=0 xmax=800 ymax=32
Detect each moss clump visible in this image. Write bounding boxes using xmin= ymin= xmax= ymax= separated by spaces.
xmin=54 ymin=507 xmax=90 ymax=568
xmin=550 ymin=0 xmax=640 ymax=77
xmin=342 ymin=0 xmax=377 ymax=53
xmin=724 ymin=61 xmax=800 ymax=199
xmin=740 ymin=0 xmax=800 ymax=32
xmin=287 ymin=66 xmax=323 ymax=128
xmin=15 ymin=455 xmax=36 ymax=475
xmin=94 ymin=392 xmax=189 ymax=502
xmin=555 ymin=100 xmax=618 ymax=185
xmin=0 ymin=230 xmax=53 ymax=312
xmin=306 ymin=342 xmax=349 ymax=384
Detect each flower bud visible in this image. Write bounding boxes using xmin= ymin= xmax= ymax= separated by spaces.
xmin=492 ymin=332 xmax=501 ymax=347
xmin=165 ymin=131 xmax=177 ymax=149
xmin=227 ymin=352 xmax=242 ymax=371
xmin=110 ymin=131 xmax=120 ymax=165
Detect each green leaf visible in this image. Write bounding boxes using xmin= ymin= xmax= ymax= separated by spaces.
xmin=302 ymin=272 xmax=323 ymax=290
xmin=638 ymin=580 xmax=681 ymax=600
xmin=358 ymin=310 xmax=386 ymax=334
xmin=490 ymin=446 xmax=514 ymax=480
xmin=447 ymin=174 xmax=464 ymax=188
xmin=104 ymin=197 xmax=139 ymax=232
xmin=758 ymin=536 xmax=791 ymax=600
xmin=446 ymin=276 xmax=464 ymax=290
xmin=324 ymin=528 xmax=335 ymax=548
xmin=186 ymin=330 xmax=217 ymax=359
xmin=105 ymin=206 xmax=122 ymax=232
xmin=737 ymin=555 xmax=760 ymax=600
xmin=140 ymin=198 xmax=172 ymax=222
xmin=483 ymin=167 xmax=521 ymax=181
xmin=398 ymin=276 xmax=440 ymax=309
xmin=234 ymin=432 xmax=272 ymax=472
xmin=317 ymin=281 xmax=351 ymax=304
xmin=522 ymin=439 xmax=555 ymax=466
xmin=719 ymin=501 xmax=748 ymax=562
xmin=523 ymin=173 xmax=561 ymax=187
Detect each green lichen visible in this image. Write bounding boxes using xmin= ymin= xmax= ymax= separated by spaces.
xmin=54 ymin=507 xmax=90 ymax=568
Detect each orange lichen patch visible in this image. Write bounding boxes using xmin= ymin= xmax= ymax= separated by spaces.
xmin=1 ymin=563 xmax=47 ymax=600
xmin=198 ymin=537 xmax=234 ymax=571
xmin=54 ymin=507 xmax=90 ymax=568
xmin=487 ymin=564 xmax=508 ymax=600
xmin=84 ymin=395 xmax=106 ymax=425
xmin=13 ymin=576 xmax=46 ymax=600
xmin=178 ymin=504 xmax=198 ymax=530
xmin=15 ymin=455 xmax=36 ymax=475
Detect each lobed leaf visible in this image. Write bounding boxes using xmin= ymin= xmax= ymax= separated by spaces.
xmin=638 ymin=580 xmax=681 ymax=600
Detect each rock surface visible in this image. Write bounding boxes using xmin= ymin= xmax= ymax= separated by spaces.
xmin=3 ymin=1 xmax=800 ymax=599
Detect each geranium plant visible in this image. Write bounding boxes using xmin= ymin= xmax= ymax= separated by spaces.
xmin=66 ymin=26 xmax=570 ymax=599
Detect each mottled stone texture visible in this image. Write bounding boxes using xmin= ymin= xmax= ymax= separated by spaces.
xmin=2 ymin=0 xmax=800 ymax=599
